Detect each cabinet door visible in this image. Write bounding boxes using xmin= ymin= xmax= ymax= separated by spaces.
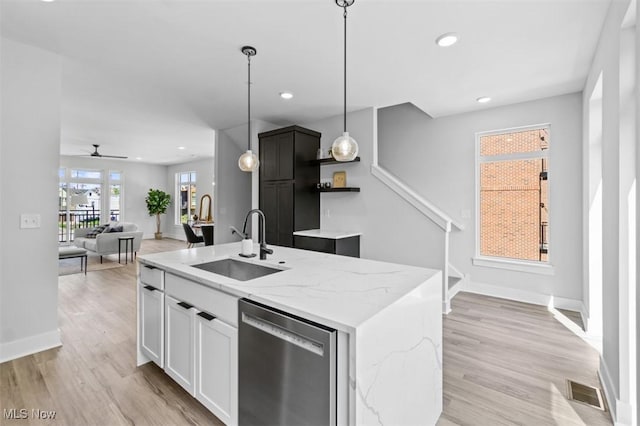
xmin=139 ymin=284 xmax=164 ymax=367
xmin=260 ymin=182 xmax=279 ymax=245
xmin=165 ymin=295 xmax=196 ymax=395
xmin=196 ymin=313 xmax=238 ymax=426
xmin=260 ymin=132 xmax=293 ymax=181
xmin=260 ymin=181 xmax=293 ymax=247
xmin=276 ymin=182 xmax=294 ymax=247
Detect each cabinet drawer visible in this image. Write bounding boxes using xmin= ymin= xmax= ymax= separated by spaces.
xmin=165 ymin=273 xmax=238 ymax=327
xmin=140 ymin=264 xmax=164 ymax=290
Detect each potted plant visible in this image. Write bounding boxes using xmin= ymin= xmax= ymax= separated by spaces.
xmin=145 ymin=188 xmax=171 ymax=239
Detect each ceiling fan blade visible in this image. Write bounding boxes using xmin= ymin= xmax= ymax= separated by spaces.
xmin=85 ymin=144 xmax=127 ymax=159
xmin=99 ymin=154 xmax=128 ymax=159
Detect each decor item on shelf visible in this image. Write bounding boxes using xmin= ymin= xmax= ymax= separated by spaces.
xmin=238 ymin=46 xmax=260 ymax=172
xmin=332 ymin=171 xmax=346 ymax=188
xmin=145 ymin=188 xmax=171 ymax=239
xmin=330 ymin=0 xmax=359 ymax=162
xmin=323 ymin=182 xmax=332 ymax=189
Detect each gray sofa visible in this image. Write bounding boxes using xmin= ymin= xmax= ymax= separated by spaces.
xmin=73 ymin=222 xmax=143 ymax=262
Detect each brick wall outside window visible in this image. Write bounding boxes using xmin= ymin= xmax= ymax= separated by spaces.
xmin=479 ymin=128 xmax=549 ymax=262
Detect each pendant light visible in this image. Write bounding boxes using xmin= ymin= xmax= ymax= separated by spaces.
xmin=238 ymin=46 xmax=259 ymax=172
xmin=331 ymin=0 xmax=358 ymax=162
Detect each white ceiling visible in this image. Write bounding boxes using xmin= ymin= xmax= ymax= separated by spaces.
xmin=1 ymin=0 xmax=611 ymax=164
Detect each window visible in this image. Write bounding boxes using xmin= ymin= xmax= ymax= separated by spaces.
xmin=477 ymin=125 xmax=549 ymax=264
xmin=58 ymin=168 xmax=125 ymax=242
xmin=109 ymin=171 xmax=122 ymax=222
xmin=176 ymin=172 xmax=197 ymax=224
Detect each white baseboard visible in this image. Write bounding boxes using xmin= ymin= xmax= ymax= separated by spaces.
xmin=598 ymin=354 xmax=634 ymax=426
xmin=465 ymin=280 xmax=583 ymax=312
xmin=579 ymin=302 xmax=589 ymax=334
xmin=599 ymin=355 xmax=618 ymax=421
xmin=0 ymin=329 xmax=62 ymax=363
xmin=442 ymin=301 xmax=451 ymax=314
xmin=615 ymin=400 xmax=633 ymax=426
xmin=143 ymin=233 xmax=185 ymax=241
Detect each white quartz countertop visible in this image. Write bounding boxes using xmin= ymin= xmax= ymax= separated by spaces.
xmin=138 ymin=242 xmax=439 ymax=333
xmin=292 ymin=229 xmax=362 ymax=239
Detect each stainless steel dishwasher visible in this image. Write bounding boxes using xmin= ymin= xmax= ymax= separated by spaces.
xmin=238 ymin=299 xmax=337 ymax=426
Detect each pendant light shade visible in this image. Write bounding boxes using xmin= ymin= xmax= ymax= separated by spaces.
xmin=239 ymin=46 xmax=259 ymax=172
xmin=331 ymin=132 xmax=358 ymax=161
xmin=238 ymin=150 xmax=259 ymax=171
xmin=330 ymin=0 xmax=358 ymax=162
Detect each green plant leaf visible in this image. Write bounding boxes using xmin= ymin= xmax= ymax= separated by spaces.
xmin=145 ymin=189 xmax=171 ymax=215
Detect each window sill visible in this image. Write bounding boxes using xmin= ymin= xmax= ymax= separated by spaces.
xmin=472 ymin=256 xmax=555 ymax=276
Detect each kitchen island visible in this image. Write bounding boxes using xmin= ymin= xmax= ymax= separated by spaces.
xmin=136 ymin=242 xmax=442 ymax=425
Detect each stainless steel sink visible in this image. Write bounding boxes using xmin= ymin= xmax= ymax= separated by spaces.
xmin=191 ymin=258 xmax=282 ymax=281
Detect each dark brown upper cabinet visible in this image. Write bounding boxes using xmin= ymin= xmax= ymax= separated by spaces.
xmin=259 ymin=126 xmax=320 ymax=247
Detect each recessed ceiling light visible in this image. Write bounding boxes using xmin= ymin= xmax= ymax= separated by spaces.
xmin=40 ymin=0 xmax=55 ymax=2
xmin=178 ymin=146 xmax=185 ymax=150
xmin=476 ymin=96 xmax=491 ymax=104
xmin=435 ymin=32 xmax=458 ymax=47
xmin=136 ymin=157 xmax=142 ymax=160
xmin=280 ymin=92 xmax=293 ymax=100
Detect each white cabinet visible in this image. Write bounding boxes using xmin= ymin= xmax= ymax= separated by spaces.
xmin=139 ymin=284 xmax=164 ymax=367
xmin=138 ymin=265 xmax=165 ymax=367
xmin=139 ymin=269 xmax=239 ymax=425
xmin=196 ymin=312 xmax=238 ymax=426
xmin=165 ymin=295 xmax=196 ymax=395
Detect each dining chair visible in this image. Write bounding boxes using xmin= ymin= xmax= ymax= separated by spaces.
xmin=182 ymin=223 xmax=204 ymax=248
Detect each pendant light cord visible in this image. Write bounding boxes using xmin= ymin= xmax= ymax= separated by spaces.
xmin=343 ymin=4 xmax=347 ymax=133
xmin=247 ymin=53 xmax=252 ymax=152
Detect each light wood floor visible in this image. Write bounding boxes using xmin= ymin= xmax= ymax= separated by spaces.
xmin=439 ymin=293 xmax=612 ymax=426
xmin=1 ymin=239 xmax=612 ymax=425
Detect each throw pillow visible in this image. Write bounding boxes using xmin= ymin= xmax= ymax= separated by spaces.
xmin=107 ymin=225 xmax=124 ymax=233
xmin=85 ymin=224 xmax=109 ymax=238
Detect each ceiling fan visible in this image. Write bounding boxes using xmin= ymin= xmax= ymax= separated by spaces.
xmin=84 ymin=144 xmax=128 ymax=159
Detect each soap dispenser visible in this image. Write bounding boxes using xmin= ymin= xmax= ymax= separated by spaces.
xmin=240 ymin=237 xmax=255 ymax=258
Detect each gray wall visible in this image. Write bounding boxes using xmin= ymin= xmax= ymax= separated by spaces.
xmin=637 ymin=1 xmax=640 ymax=422
xmin=60 ymin=156 xmax=168 ymax=238
xmin=303 ymin=108 xmax=447 ymax=270
xmin=215 ymin=119 xmax=280 ymax=245
xmin=1 ymin=38 xmax=61 ymax=361
xmin=214 ymin=124 xmax=252 ymax=244
xmin=377 ymin=94 xmax=583 ymax=302
xmin=582 ymin=0 xmax=637 ymax=420
xmin=637 ymin=0 xmax=640 ymax=419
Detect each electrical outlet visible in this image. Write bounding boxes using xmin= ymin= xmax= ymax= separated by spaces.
xmin=20 ymin=213 xmax=41 ymax=229
xmin=324 ymin=209 xmax=331 ymax=218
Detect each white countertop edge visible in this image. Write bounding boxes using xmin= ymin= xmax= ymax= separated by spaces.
xmin=293 ymin=229 xmax=362 ymax=239
xmin=137 ymin=243 xmax=440 ymax=334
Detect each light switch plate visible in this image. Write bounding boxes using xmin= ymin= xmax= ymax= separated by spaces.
xmin=20 ymin=213 xmax=41 ymax=229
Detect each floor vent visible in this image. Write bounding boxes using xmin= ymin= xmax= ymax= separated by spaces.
xmin=566 ymin=380 xmax=606 ymax=411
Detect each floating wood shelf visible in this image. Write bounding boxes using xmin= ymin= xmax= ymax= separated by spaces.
xmin=313 ymin=157 xmax=361 ymax=165
xmin=317 ymin=187 xmax=361 ymax=193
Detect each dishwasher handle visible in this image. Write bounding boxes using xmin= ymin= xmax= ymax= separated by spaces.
xmin=241 ymin=312 xmax=325 ymax=357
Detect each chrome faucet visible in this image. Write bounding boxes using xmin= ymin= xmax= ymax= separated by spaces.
xmin=242 ymin=209 xmax=273 ymax=260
